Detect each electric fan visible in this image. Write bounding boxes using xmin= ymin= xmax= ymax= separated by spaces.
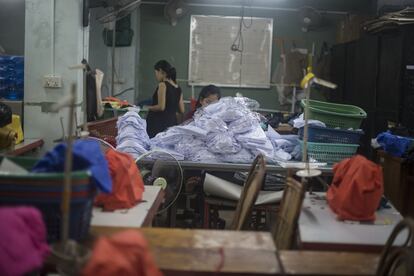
xmin=164 ymin=0 xmax=188 ymax=26
xmin=136 ymin=150 xmax=183 ymax=214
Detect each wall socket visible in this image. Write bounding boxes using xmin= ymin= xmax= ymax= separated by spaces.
xmin=43 ymin=74 xmax=62 ymax=88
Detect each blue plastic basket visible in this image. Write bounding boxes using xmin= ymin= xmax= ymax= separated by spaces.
xmin=0 ymin=157 xmax=94 ymax=243
xmin=300 ymin=141 xmax=359 ymax=164
xmin=298 ymin=126 xmax=364 ymax=144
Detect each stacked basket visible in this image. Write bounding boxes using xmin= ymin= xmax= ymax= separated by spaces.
xmin=299 ymin=99 xmax=367 ymax=164
xmin=0 ymin=156 xmax=95 ymax=243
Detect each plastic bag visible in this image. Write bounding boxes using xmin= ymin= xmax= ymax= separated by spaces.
xmin=194 ymin=114 xmax=227 ymax=133
xmin=228 ymin=113 xmax=260 ymax=134
xmin=116 ymin=112 xmax=151 ymax=157
xmin=189 ymin=149 xmax=221 ymax=163
xmin=220 ymin=148 xmax=254 ymax=163
xmin=175 ymin=136 xmax=205 ymax=159
xmin=215 ymin=108 xmax=246 ymax=123
xmin=151 ymin=128 xmax=186 ymax=147
xmin=173 ymin=125 xmax=208 ymax=137
xmin=147 ymin=147 xmax=185 ymax=161
xmin=293 ymin=114 xmax=326 ymax=129
xmin=236 ymin=125 xmax=267 ymax=144
xmin=234 ymin=96 xmax=260 ymax=110
xmin=206 ymin=132 xmax=241 ymax=154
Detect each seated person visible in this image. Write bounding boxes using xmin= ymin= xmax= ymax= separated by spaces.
xmin=184 ymin=85 xmax=221 ymax=121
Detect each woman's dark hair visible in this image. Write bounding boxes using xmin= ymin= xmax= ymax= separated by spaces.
xmin=154 ymin=60 xmax=176 ymax=82
xmin=196 ymin=85 xmax=221 ymax=108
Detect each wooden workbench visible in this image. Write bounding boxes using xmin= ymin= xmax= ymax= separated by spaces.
xmin=91 ymin=227 xmax=380 ymax=276
xmin=90 ymin=185 xmax=164 ymax=231
xmin=1 ymin=138 xmax=44 ymax=156
xmin=298 ymin=192 xmax=404 ymax=252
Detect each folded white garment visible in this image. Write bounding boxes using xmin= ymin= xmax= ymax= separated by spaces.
xmin=236 ymin=125 xmax=267 ymax=144
xmin=148 ymin=147 xmax=185 ymax=161
xmin=189 ymin=149 xmax=221 ymax=163
xmin=194 ymin=115 xmax=228 ymax=133
xmin=293 ymin=113 xmax=326 ymax=129
xmin=207 ymin=132 xmax=242 ymax=154
xmin=174 ymin=125 xmax=208 ymax=137
xmin=229 ymin=113 xmax=259 ymax=134
xmin=220 ymin=148 xmax=254 ymax=163
xmin=274 ymin=149 xmax=292 ymax=161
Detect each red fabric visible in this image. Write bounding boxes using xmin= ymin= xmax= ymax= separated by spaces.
xmin=327 ymin=155 xmax=383 ymax=221
xmin=95 ymin=148 xmax=144 ymax=211
xmin=82 ymin=230 xmax=163 ymax=276
xmin=103 ymin=96 xmax=130 ymax=107
xmin=190 ymin=97 xmax=197 ymax=111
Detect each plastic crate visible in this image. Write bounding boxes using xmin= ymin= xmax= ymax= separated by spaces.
xmin=298 ymin=126 xmax=364 ymax=144
xmin=0 ymin=157 xmax=94 ymax=243
xmin=301 ymin=99 xmax=367 ymax=129
xmin=301 ymin=141 xmax=359 ymax=164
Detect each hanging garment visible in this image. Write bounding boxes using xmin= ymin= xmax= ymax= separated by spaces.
xmin=327 ymin=155 xmax=383 ymax=221
xmin=81 ymin=230 xmax=163 ymax=276
xmin=95 ymin=148 xmax=145 ymax=211
xmin=86 ymin=69 xmax=98 ymax=122
xmin=95 ymin=69 xmax=104 ymax=118
xmin=0 ymin=207 xmax=50 ymax=276
xmin=32 ymin=139 xmax=112 ymax=193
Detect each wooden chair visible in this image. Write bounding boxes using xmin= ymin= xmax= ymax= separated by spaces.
xmin=376 ymin=218 xmax=414 ymax=276
xmin=230 ymin=154 xmax=266 ymax=230
xmin=272 ymin=177 xmax=306 ymax=250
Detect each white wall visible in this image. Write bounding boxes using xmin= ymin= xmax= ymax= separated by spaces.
xmin=24 ymin=0 xmax=88 ymax=149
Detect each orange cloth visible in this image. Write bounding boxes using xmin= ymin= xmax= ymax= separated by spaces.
xmin=327 ymin=155 xmax=383 ymax=221
xmin=95 ymin=148 xmax=144 ymax=211
xmin=82 ymin=230 xmax=163 ymax=276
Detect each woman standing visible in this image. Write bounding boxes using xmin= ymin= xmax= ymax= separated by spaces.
xmin=146 ymin=60 xmax=184 ymax=138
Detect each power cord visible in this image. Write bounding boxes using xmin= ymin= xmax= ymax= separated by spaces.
xmin=230 ymin=0 xmax=253 ymax=53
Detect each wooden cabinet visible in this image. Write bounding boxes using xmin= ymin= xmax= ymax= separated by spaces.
xmin=376 ymin=150 xmax=414 ymax=218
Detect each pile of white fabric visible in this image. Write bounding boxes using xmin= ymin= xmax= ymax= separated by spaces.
xmin=116 ymin=97 xmax=301 ymax=163
xmin=116 ymin=111 xmax=151 ymax=159
xmin=150 ymin=97 xmax=275 ymax=163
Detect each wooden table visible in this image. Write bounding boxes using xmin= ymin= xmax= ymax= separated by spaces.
xmin=280 ymin=250 xmax=379 ymax=276
xmin=91 ymin=185 xmax=164 ymax=231
xmin=91 ymin=227 xmax=280 ymax=275
xmin=298 ymin=192 xmax=405 ymax=252
xmin=91 ymin=227 xmax=380 ymax=276
xmin=1 ymin=138 xmax=44 ymax=156
xmin=376 ymin=150 xmax=414 ymax=217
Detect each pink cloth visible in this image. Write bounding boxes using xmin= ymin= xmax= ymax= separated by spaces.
xmin=0 ymin=207 xmax=50 ymax=276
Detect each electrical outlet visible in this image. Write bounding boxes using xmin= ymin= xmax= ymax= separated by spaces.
xmin=43 ymin=74 xmax=62 ymax=88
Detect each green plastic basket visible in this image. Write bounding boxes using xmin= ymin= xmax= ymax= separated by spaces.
xmin=301 ymin=141 xmax=359 ymax=164
xmin=103 ymin=108 xmax=129 ymax=119
xmin=301 ymin=99 xmax=367 ymax=129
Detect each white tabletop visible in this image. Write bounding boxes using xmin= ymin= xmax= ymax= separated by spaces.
xmin=91 ymin=185 xmax=163 ymax=228
xmin=299 ymin=192 xmax=406 ymax=251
